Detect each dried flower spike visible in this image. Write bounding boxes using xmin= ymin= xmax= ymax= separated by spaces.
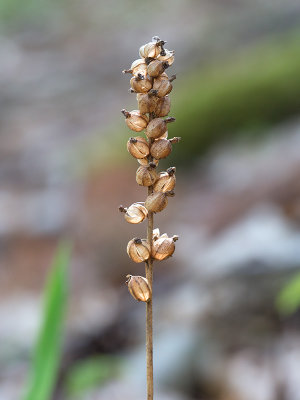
xmin=119 ymin=203 xmax=148 ymax=224
xmin=152 ymin=234 xmax=179 ymax=260
xmin=121 ymin=37 xmax=180 ymax=400
xmin=127 ymin=238 xmax=150 ymax=263
xmin=126 ymin=275 xmax=152 ymax=302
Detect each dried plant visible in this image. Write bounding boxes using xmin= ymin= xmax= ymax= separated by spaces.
xmin=120 ymin=36 xmax=180 ymax=400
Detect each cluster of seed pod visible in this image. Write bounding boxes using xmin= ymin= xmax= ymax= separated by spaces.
xmin=120 ymin=37 xmax=179 ymax=303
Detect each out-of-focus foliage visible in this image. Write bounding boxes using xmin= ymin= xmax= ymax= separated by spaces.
xmin=276 ymin=271 xmax=300 ymax=316
xmin=170 ymin=31 xmax=300 ymax=164
xmin=65 ymin=355 xmax=121 ymax=398
xmin=23 ymin=242 xmax=71 ymax=400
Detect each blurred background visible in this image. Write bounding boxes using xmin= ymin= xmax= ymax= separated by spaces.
xmin=1 ymin=0 xmax=300 ymax=399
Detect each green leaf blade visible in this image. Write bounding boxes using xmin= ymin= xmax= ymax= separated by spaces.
xmin=276 ymin=271 xmax=300 ymax=316
xmin=23 ymin=241 xmax=71 ymax=400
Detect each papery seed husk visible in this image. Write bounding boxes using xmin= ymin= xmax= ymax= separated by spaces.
xmin=127 ymin=238 xmax=150 ymax=263
xmin=152 ymin=228 xmax=160 ymax=240
xmin=150 ymin=138 xmax=172 ymax=159
xmin=153 ymin=79 xmax=173 ymax=98
xmin=154 ymin=131 xmax=168 ymax=140
xmin=131 ymin=59 xmax=148 ymax=76
xmin=145 ymin=192 xmax=168 ymax=213
xmin=152 ymin=237 xmax=176 ymax=260
xmin=127 ymin=137 xmax=150 ymax=159
xmin=139 ymin=42 xmax=161 ymax=58
xmin=147 ymin=60 xmax=168 ymax=78
xmin=153 ymin=171 xmax=176 ymax=192
xmin=136 ymin=166 xmax=158 ymax=186
xmin=137 ymin=93 xmax=158 ymax=114
xmin=137 ymin=157 xmax=159 ymax=166
xmin=124 ymin=203 xmax=148 ymax=224
xmin=155 ymin=96 xmax=171 ymax=117
xmin=130 ymin=75 xmax=152 ymax=93
xmin=146 ymin=118 xmax=167 ymax=139
xmin=126 ymin=275 xmax=152 ymax=302
xmin=125 ymin=110 xmax=149 ymax=132
xmin=158 ymin=50 xmax=175 ymax=65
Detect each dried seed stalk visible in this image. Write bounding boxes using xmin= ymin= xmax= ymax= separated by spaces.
xmin=120 ymin=36 xmax=179 ymax=400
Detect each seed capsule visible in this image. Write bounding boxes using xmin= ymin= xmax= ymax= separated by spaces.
xmin=153 ymin=167 xmax=176 ymax=192
xmin=158 ymin=50 xmax=175 ymax=66
xmin=127 ymin=137 xmax=150 ymax=159
xmin=155 ymin=96 xmax=171 ymax=117
xmin=126 ymin=275 xmax=152 ymax=302
xmin=147 ymin=60 xmax=169 ymax=78
xmin=153 ymin=75 xmax=176 ymax=98
xmin=152 ymin=228 xmax=168 ymax=241
xmin=137 ymin=157 xmax=159 ymax=166
xmin=121 ymin=109 xmax=148 ymax=132
xmin=139 ymin=39 xmax=165 ymax=58
xmin=150 ymin=137 xmax=181 ymax=159
xmin=154 ymin=131 xmax=168 ymax=140
xmin=146 ymin=117 xmax=175 ymax=139
xmin=137 ymin=90 xmax=158 ymax=114
xmin=152 ymin=234 xmax=179 ymax=261
xmin=144 ymin=190 xmax=175 ymax=213
xmin=152 ymin=228 xmax=161 ymax=241
xmin=130 ymin=73 xmax=152 ymax=93
xmin=123 ymin=59 xmax=147 ymax=76
xmin=119 ymin=202 xmax=148 ymax=224
xmin=136 ymin=163 xmax=158 ymax=186
xmin=127 ymin=238 xmax=150 ymax=263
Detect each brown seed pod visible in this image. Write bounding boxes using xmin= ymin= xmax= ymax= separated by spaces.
xmin=137 ymin=157 xmax=159 ymax=166
xmin=154 ymin=131 xmax=168 ymax=141
xmin=137 ymin=90 xmax=158 ymax=114
xmin=127 ymin=238 xmax=150 ymax=263
xmin=139 ymin=41 xmax=162 ymax=59
xmin=121 ymin=109 xmax=148 ymax=132
xmin=144 ymin=190 xmax=175 ymax=213
xmin=147 ymin=60 xmax=169 ymax=78
xmin=136 ymin=164 xmax=158 ymax=186
xmin=155 ymin=96 xmax=171 ymax=117
xmin=152 ymin=234 xmax=179 ymax=261
xmin=153 ymin=75 xmax=176 ymax=98
xmin=130 ymin=73 xmax=152 ymax=93
xmin=152 ymin=228 xmax=161 ymax=241
xmin=119 ymin=202 xmax=148 ymax=224
xmin=123 ymin=59 xmax=147 ymax=76
xmin=150 ymin=137 xmax=180 ymax=159
xmin=152 ymin=228 xmax=168 ymax=241
xmin=157 ymin=50 xmax=175 ymax=66
xmin=127 ymin=137 xmax=150 ymax=159
xmin=146 ymin=117 xmax=175 ymax=139
xmin=153 ymin=167 xmax=176 ymax=192
xmin=126 ymin=275 xmax=152 ymax=302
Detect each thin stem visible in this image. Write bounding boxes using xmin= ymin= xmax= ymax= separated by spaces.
xmin=146 ymin=134 xmax=154 ymax=400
